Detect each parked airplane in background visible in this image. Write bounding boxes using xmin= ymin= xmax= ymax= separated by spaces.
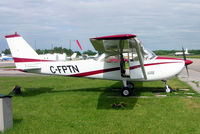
xmin=5 ymin=33 xmax=193 ymax=96
xmin=80 ymin=53 xmax=99 ymax=60
xmin=67 ymin=53 xmax=77 ymax=60
xmin=0 ymin=53 xmax=13 ymax=61
xmin=175 ymin=48 xmax=189 ymax=56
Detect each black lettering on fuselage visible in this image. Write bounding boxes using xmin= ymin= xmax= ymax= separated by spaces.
xmin=50 ymin=66 xmax=56 ymax=74
xmin=67 ymin=65 xmax=72 ymax=73
xmin=62 ymin=66 xmax=68 ymax=73
xmin=72 ymin=65 xmax=79 ymax=73
xmin=57 ymin=66 xmax=62 ymax=73
xmin=49 ymin=65 xmax=79 ymax=74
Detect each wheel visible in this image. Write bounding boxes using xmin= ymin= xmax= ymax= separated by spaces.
xmin=121 ymin=87 xmax=132 ymax=97
xmin=165 ymin=85 xmax=173 ymax=93
xmin=127 ymin=82 xmax=134 ymax=89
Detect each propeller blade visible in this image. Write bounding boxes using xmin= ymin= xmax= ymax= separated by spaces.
xmin=185 ymin=64 xmax=189 ymax=77
xmin=182 ymin=47 xmax=186 ymax=60
xmin=182 ymin=47 xmax=189 ymax=77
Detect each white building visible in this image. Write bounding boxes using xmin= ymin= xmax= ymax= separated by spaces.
xmin=39 ymin=53 xmax=66 ymax=61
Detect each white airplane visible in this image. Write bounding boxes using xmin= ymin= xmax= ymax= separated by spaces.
xmin=175 ymin=48 xmax=189 ymax=56
xmin=88 ymin=53 xmax=99 ymax=59
xmin=80 ymin=53 xmax=99 ymax=60
xmin=66 ymin=53 xmax=77 ymax=60
xmin=5 ymin=33 xmax=193 ymax=96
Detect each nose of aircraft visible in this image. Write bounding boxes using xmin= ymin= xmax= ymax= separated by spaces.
xmin=184 ymin=59 xmax=193 ymax=65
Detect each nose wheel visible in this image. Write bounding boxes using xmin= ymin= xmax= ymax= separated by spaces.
xmin=121 ymin=80 xmax=134 ymax=96
xmin=121 ymin=87 xmax=132 ymax=96
xmin=163 ymin=80 xmax=173 ymax=93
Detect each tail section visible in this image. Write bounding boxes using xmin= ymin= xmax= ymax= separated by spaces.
xmin=5 ymin=32 xmax=39 ymax=59
xmin=5 ymin=32 xmax=47 ymax=69
xmin=70 ymin=53 xmax=77 ymax=59
xmin=185 ymin=48 xmax=188 ymax=54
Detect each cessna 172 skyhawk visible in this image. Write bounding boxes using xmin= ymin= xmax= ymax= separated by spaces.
xmin=5 ymin=33 xmax=193 ymax=96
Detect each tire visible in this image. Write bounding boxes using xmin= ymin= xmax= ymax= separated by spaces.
xmin=121 ymin=87 xmax=132 ymax=97
xmin=165 ymin=86 xmax=172 ymax=93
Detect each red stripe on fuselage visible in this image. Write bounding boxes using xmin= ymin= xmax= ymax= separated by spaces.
xmin=4 ymin=68 xmax=25 ymax=72
xmin=13 ymin=57 xmax=55 ymax=62
xmin=130 ymin=62 xmax=181 ymax=70
xmin=70 ymin=61 xmax=181 ymax=77
xmin=156 ymin=56 xmax=182 ymax=60
xmin=70 ymin=67 xmax=120 ymax=77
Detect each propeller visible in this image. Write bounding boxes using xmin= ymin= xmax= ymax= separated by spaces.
xmin=182 ymin=47 xmax=189 ymax=77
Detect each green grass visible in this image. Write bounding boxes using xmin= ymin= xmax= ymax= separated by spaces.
xmin=0 ymin=76 xmax=200 ymax=134
xmin=0 ymin=66 xmax=16 ymax=68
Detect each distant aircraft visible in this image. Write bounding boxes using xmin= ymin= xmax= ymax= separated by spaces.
xmin=175 ymin=48 xmax=189 ymax=56
xmin=80 ymin=53 xmax=99 ymax=60
xmin=0 ymin=53 xmax=13 ymax=61
xmin=88 ymin=53 xmax=99 ymax=59
xmin=67 ymin=53 xmax=77 ymax=60
xmin=5 ymin=33 xmax=193 ymax=96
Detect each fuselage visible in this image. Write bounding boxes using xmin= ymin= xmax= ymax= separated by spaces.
xmin=22 ymin=56 xmax=187 ymax=82
xmin=5 ymin=32 xmax=193 ymax=83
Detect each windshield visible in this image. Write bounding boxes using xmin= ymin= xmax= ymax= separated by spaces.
xmin=143 ymin=48 xmax=156 ymax=60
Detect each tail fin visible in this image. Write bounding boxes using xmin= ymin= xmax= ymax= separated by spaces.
xmin=5 ymin=32 xmax=41 ymax=69
xmin=185 ymin=48 xmax=188 ymax=54
xmin=5 ymin=32 xmax=39 ymax=59
xmin=70 ymin=53 xmax=77 ymax=59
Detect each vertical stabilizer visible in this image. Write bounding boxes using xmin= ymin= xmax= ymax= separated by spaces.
xmin=5 ymin=32 xmax=42 ymax=69
xmin=5 ymin=32 xmax=39 ymax=59
xmin=70 ymin=53 xmax=77 ymax=59
xmin=185 ymin=48 xmax=188 ymax=54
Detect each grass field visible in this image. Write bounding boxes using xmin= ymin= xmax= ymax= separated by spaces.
xmin=0 ymin=66 xmax=15 ymax=68
xmin=0 ymin=76 xmax=200 ymax=134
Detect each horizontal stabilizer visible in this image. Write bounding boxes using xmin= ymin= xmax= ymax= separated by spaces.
xmin=4 ymin=68 xmax=41 ymax=73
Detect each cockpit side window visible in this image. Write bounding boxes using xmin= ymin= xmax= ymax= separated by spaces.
xmin=96 ymin=53 xmax=120 ymax=63
xmin=104 ymin=55 xmax=119 ymax=63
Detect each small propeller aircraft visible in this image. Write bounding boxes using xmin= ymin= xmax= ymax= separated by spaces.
xmin=5 ymin=33 xmax=193 ymax=96
xmin=175 ymin=48 xmax=190 ymax=56
xmin=0 ymin=53 xmax=13 ymax=61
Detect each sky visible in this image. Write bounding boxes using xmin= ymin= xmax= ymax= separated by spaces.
xmin=0 ymin=0 xmax=200 ymax=52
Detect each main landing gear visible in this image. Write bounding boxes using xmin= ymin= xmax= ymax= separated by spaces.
xmin=121 ymin=80 xmax=134 ymax=97
xmin=162 ymin=80 xmax=173 ymax=93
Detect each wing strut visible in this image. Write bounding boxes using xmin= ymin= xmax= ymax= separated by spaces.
xmin=135 ymin=40 xmax=147 ymax=80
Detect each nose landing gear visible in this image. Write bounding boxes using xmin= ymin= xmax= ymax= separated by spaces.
xmin=121 ymin=80 xmax=134 ymax=96
xmin=162 ymin=80 xmax=173 ymax=93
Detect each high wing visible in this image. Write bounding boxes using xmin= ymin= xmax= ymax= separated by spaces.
xmin=90 ymin=34 xmax=147 ymax=79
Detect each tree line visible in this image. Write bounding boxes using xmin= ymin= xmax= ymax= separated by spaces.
xmin=153 ymin=50 xmax=200 ymax=55
xmin=1 ymin=47 xmax=97 ymax=56
xmin=2 ymin=48 xmax=200 ymax=56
